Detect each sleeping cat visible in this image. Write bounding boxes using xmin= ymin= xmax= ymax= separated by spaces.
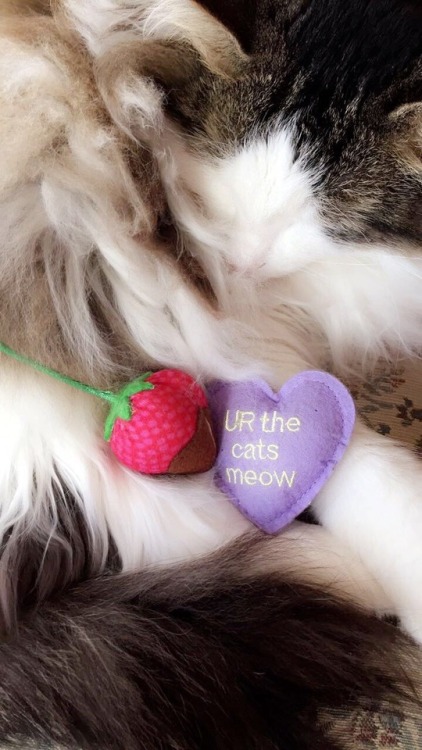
xmin=0 ymin=0 xmax=420 ymax=748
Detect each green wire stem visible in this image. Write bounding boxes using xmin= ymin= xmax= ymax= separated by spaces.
xmin=0 ymin=341 xmax=117 ymax=404
xmin=0 ymin=342 xmax=155 ymax=441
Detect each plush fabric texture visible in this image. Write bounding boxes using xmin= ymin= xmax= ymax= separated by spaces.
xmin=108 ymin=370 xmax=216 ymax=474
xmin=208 ymin=373 xmax=355 ymax=533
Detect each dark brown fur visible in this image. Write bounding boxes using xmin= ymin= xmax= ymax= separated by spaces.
xmin=0 ymin=535 xmax=417 ymax=750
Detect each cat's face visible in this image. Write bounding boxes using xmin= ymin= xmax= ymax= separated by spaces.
xmin=153 ymin=0 xmax=421 ymax=278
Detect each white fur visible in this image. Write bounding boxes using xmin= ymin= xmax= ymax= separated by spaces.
xmin=160 ymin=131 xmax=422 ymax=370
xmin=314 ymin=423 xmax=422 ymax=641
xmin=162 ymin=131 xmax=327 ymax=277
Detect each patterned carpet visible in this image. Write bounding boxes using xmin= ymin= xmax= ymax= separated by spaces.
xmin=325 ymin=705 xmax=422 ymax=749
xmin=351 ymin=361 xmax=422 ymax=455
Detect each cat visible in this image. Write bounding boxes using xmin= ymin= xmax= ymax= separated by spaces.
xmin=0 ymin=0 xmax=419 ymax=749
xmin=107 ymin=0 xmax=422 ymax=639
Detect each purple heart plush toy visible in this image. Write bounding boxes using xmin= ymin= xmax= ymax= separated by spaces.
xmin=208 ymin=372 xmax=356 ymax=534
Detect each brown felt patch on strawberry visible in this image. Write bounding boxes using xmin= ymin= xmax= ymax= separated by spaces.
xmin=168 ymin=408 xmax=216 ymax=474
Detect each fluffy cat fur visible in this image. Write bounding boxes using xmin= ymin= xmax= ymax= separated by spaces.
xmin=0 ymin=0 xmax=420 ymax=748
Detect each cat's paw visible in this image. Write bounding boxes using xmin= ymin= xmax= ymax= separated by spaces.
xmin=313 ymin=423 xmax=422 ymax=642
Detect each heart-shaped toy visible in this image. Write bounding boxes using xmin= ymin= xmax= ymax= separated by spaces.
xmin=208 ymin=372 xmax=356 ymax=534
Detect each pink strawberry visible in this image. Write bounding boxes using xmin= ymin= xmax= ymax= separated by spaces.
xmin=104 ymin=369 xmax=216 ymax=475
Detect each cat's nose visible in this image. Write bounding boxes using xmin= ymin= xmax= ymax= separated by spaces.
xmin=226 ymin=234 xmax=268 ymax=275
xmin=226 ymin=258 xmax=267 ymax=277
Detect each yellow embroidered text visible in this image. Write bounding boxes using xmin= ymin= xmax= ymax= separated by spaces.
xmin=225 ymin=468 xmax=297 ymax=488
xmin=225 ymin=410 xmax=301 ymax=434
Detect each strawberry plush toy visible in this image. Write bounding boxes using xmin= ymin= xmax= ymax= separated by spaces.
xmin=104 ymin=369 xmax=216 ymax=474
xmin=0 ymin=343 xmax=216 ymax=476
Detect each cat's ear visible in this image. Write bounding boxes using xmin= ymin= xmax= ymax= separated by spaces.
xmin=194 ymin=0 xmax=257 ymax=53
xmin=390 ymin=103 xmax=422 ymax=174
xmin=59 ymin=0 xmax=245 ymax=74
xmin=57 ymin=0 xmax=246 ymax=136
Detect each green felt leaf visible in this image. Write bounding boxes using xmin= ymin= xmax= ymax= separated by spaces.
xmin=104 ymin=374 xmax=155 ymax=442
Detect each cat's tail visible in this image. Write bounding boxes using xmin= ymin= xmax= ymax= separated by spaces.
xmin=0 ymin=534 xmax=417 ymax=750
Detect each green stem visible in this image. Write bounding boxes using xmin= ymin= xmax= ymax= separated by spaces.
xmin=0 ymin=342 xmax=117 ymax=404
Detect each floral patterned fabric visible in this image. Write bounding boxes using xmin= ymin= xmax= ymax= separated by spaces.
xmin=350 ymin=361 xmax=422 ymax=455
xmin=324 ymin=704 xmax=422 ymax=749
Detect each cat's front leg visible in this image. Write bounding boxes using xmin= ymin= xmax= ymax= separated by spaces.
xmin=251 ymin=336 xmax=418 ymax=633
xmin=312 ymin=421 xmax=422 ymax=642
